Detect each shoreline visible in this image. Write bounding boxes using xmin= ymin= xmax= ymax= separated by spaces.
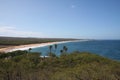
xmin=0 ymin=40 xmax=85 ymax=53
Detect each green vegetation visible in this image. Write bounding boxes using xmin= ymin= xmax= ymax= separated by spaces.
xmin=0 ymin=50 xmax=120 ymax=80
xmin=0 ymin=37 xmax=77 ymax=48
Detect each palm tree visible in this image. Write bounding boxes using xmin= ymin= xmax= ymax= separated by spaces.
xmin=65 ymin=47 xmax=68 ymax=52
xmin=54 ymin=44 xmax=57 ymax=53
xmin=49 ymin=45 xmax=53 ymax=53
xmin=28 ymin=48 xmax=32 ymax=53
xmin=60 ymin=50 xmax=63 ymax=54
xmin=63 ymin=46 xmax=68 ymax=53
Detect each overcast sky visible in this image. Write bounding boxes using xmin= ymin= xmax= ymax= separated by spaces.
xmin=0 ymin=0 xmax=120 ymax=39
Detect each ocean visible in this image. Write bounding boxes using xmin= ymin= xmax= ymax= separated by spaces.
xmin=31 ymin=40 xmax=120 ymax=61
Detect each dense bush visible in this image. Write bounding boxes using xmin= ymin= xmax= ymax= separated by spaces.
xmin=0 ymin=51 xmax=120 ymax=80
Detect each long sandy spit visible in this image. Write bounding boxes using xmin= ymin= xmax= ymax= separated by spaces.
xmin=0 ymin=40 xmax=86 ymax=53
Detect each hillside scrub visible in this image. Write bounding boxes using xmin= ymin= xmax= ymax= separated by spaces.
xmin=0 ymin=51 xmax=120 ymax=80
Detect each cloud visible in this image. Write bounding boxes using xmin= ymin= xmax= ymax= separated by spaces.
xmin=0 ymin=26 xmax=45 ymax=37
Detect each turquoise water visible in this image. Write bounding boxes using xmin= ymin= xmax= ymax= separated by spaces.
xmin=31 ymin=40 xmax=120 ymax=60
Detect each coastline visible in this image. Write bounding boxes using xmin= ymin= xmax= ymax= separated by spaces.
xmin=0 ymin=40 xmax=84 ymax=53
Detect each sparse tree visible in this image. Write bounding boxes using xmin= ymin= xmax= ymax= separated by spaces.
xmin=28 ymin=48 xmax=32 ymax=52
xmin=63 ymin=46 xmax=68 ymax=53
xmin=65 ymin=47 xmax=68 ymax=52
xmin=49 ymin=45 xmax=53 ymax=53
xmin=60 ymin=50 xmax=63 ymax=54
xmin=54 ymin=44 xmax=57 ymax=53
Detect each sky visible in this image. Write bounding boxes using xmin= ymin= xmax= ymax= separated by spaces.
xmin=0 ymin=0 xmax=120 ymax=39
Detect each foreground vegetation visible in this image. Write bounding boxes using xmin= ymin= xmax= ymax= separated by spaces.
xmin=0 ymin=50 xmax=120 ymax=80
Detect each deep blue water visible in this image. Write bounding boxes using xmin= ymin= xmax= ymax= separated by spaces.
xmin=31 ymin=40 xmax=120 ymax=61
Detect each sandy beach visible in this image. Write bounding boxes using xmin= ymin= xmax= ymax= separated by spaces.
xmin=0 ymin=40 xmax=82 ymax=53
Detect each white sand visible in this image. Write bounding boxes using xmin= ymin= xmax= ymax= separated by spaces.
xmin=0 ymin=40 xmax=88 ymax=53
